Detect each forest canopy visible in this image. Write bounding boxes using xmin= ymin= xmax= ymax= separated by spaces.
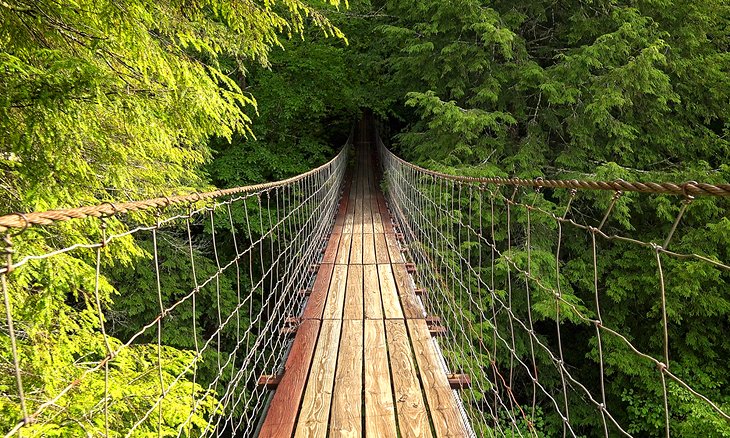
xmin=1 ymin=0 xmax=730 ymax=436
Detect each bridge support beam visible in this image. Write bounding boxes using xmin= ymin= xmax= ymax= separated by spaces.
xmin=258 ymin=374 xmax=282 ymax=390
xmin=426 ymin=315 xmax=447 ymax=336
xmin=447 ymin=374 xmax=471 ymax=390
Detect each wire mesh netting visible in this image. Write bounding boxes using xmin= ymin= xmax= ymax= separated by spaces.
xmin=379 ymin=137 xmax=730 ymax=438
xmin=1 ymin=146 xmax=348 ymax=437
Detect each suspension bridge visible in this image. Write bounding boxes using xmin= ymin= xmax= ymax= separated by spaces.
xmin=2 ymin=118 xmax=730 ymax=437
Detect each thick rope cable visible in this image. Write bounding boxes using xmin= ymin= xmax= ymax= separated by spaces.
xmin=0 ymin=153 xmax=344 ymax=232
xmin=384 ymin=149 xmax=730 ymax=198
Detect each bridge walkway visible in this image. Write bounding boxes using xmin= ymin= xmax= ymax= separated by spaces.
xmin=258 ymin=132 xmax=469 ymax=437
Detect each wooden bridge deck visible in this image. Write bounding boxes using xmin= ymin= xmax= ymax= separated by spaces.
xmin=258 ymin=140 xmax=469 ymax=437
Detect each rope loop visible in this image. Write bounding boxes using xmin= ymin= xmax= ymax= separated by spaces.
xmin=681 ymin=181 xmax=698 ymax=202
xmin=534 ymin=177 xmax=544 ymax=193
xmin=100 ymin=202 xmax=118 ymax=219
xmin=7 ymin=213 xmax=29 ymax=238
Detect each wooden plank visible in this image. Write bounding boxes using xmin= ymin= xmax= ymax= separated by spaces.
xmin=258 ymin=374 xmax=282 ymax=390
xmin=336 ymin=233 xmax=352 ymax=265
xmin=362 ymin=161 xmax=374 ymax=235
xmin=406 ymin=319 xmax=469 ymax=437
xmin=375 ymin=193 xmax=394 ymax=233
xmin=259 ymin=320 xmax=321 ymax=437
xmin=384 ymin=232 xmax=403 ymax=264
xmin=294 ymin=320 xmax=342 ymax=438
xmin=323 ymin=265 xmax=348 ymax=320
xmin=334 ymin=182 xmax=351 ymax=227
xmin=362 ymin=184 xmax=374 ymax=235
xmin=377 ymin=264 xmax=404 ymax=319
xmin=330 ymin=320 xmax=364 ymax=437
xmin=385 ymin=320 xmax=434 ymax=438
xmin=392 ymin=263 xmax=424 ymax=319
xmin=322 ymin=232 xmax=343 ymax=264
xmin=362 ymin=203 xmax=374 ymax=235
xmin=349 ymin=232 xmax=363 ymax=265
xmin=363 ymin=265 xmax=383 ymax=320
xmin=353 ymin=169 xmax=363 ymax=234
xmin=362 ymin=232 xmax=376 ymax=265
xmin=302 ymin=263 xmax=334 ymax=320
xmin=343 ymin=264 xmax=364 ymax=320
xmin=447 ymin=374 xmax=472 ymax=390
xmin=372 ymin=212 xmax=384 ymax=234
xmin=374 ymin=232 xmax=390 ymax=264
xmin=344 ymin=187 xmax=356 ymax=233
xmin=334 ymin=179 xmax=351 ymax=227
xmin=364 ymin=319 xmax=398 ymax=437
xmin=370 ymin=191 xmax=384 ymax=234
xmin=353 ymin=197 xmax=363 ymax=234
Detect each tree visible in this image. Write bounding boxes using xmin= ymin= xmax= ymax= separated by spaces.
xmin=0 ymin=0 xmax=344 ymax=434
xmin=359 ymin=0 xmax=730 ymax=434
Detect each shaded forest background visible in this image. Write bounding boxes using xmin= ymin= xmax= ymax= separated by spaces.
xmin=1 ymin=0 xmax=729 ymax=436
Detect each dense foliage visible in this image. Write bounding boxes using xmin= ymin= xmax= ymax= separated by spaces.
xmin=1 ymin=0 xmax=729 ymax=436
xmin=0 ymin=0 xmax=343 ymax=434
xmin=358 ymin=0 xmax=730 ymax=435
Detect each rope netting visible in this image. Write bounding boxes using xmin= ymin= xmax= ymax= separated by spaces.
xmin=1 ymin=146 xmax=348 ymax=437
xmin=379 ymin=137 xmax=730 ymax=437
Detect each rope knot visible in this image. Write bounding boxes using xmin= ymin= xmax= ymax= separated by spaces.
xmin=681 ymin=181 xmax=697 ymax=202
xmin=100 ymin=202 xmax=118 ymax=219
xmin=534 ymin=177 xmax=544 ymax=193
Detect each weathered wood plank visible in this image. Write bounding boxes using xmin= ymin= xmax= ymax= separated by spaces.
xmin=353 ymin=196 xmax=363 ymax=235
xmin=362 ymin=232 xmax=376 ymax=265
xmin=363 ymin=265 xmax=383 ymax=320
xmin=364 ymin=319 xmax=398 ymax=437
xmin=343 ymin=264 xmax=364 ymax=320
xmin=330 ymin=320 xmax=364 ymax=437
xmin=302 ymin=263 xmax=334 ymax=320
xmin=370 ymin=190 xmax=384 ymax=234
xmin=344 ymin=183 xmax=356 ymax=234
xmin=372 ymin=212 xmax=384 ymax=234
xmin=334 ymin=180 xmax=351 ymax=227
xmin=374 ymin=232 xmax=390 ymax=264
xmin=385 ymin=320 xmax=434 ymax=438
xmin=336 ymin=233 xmax=352 ymax=265
xmin=384 ymin=232 xmax=403 ymax=264
xmin=294 ymin=320 xmax=342 ymax=437
xmin=350 ymin=232 xmax=363 ymax=265
xmin=392 ymin=263 xmax=424 ymax=319
xmin=259 ymin=320 xmax=321 ymax=437
xmin=375 ymin=192 xmax=394 ymax=234
xmin=377 ymin=264 xmax=404 ymax=319
xmin=322 ymin=232 xmax=343 ymax=264
xmin=407 ymin=319 xmax=469 ymax=437
xmin=362 ymin=182 xmax=374 ymax=235
xmin=353 ymin=168 xmax=363 ymax=235
xmin=323 ymin=264 xmax=348 ymax=320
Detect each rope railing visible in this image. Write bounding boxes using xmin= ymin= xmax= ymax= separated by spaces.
xmin=383 ymin=151 xmax=730 ymax=198
xmin=1 ymin=145 xmax=349 ymax=437
xmin=379 ymin=137 xmax=730 ymax=437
